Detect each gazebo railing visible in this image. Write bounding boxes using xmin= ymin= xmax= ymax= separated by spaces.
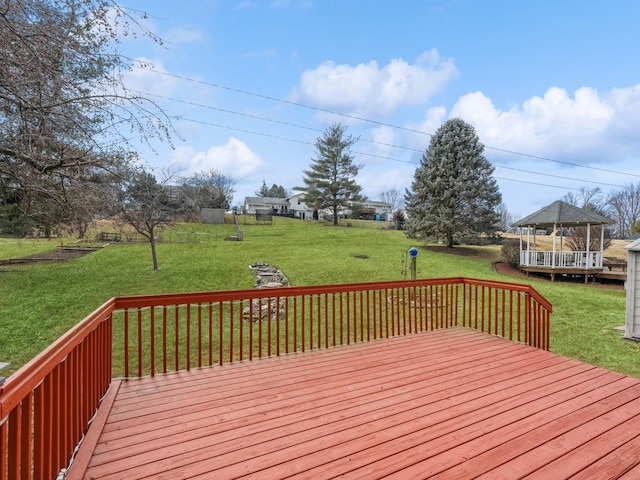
xmin=520 ymin=250 xmax=602 ymax=269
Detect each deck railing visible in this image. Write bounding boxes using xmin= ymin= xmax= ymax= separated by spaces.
xmin=520 ymin=250 xmax=602 ymax=269
xmin=0 ymin=277 xmax=551 ymax=480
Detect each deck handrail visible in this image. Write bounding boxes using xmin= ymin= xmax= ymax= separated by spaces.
xmin=0 ymin=277 xmax=551 ymax=480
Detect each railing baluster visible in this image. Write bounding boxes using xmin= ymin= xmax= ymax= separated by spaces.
xmin=174 ymin=307 xmax=179 ymax=372
xmin=150 ymin=307 xmax=155 ymax=377
xmin=301 ymin=295 xmax=306 ymax=352
xmin=383 ymin=289 xmax=389 ymax=338
xmin=276 ymin=296 xmax=281 ymax=356
xmin=318 ymin=294 xmax=322 ymax=349
xmin=0 ymin=415 xmax=7 ymax=480
xmin=339 ymin=294 xmax=344 ymax=346
xmin=293 ymin=296 xmax=298 ymax=352
xmin=233 ymin=301 xmax=238 ymax=362
xmin=257 ymin=300 xmax=262 ymax=359
xmin=331 ymin=293 xmax=337 ymax=347
xmin=197 ymin=304 xmax=203 ymax=368
xmin=162 ymin=307 xmax=168 ymax=374
xmin=218 ymin=301 xmax=224 ymax=365
xmin=267 ymin=298 xmax=272 ymax=357
xmin=137 ymin=307 xmax=143 ymax=378
xmin=7 ymin=406 xmax=19 ymax=479
xmin=186 ymin=304 xmax=191 ymax=371
xmin=285 ymin=297 xmax=290 ymax=354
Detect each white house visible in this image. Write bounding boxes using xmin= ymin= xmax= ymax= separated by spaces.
xmin=352 ymin=200 xmax=392 ymax=221
xmin=287 ymin=191 xmax=315 ymax=220
xmin=243 ymin=193 xmax=392 ymax=221
xmin=243 ymin=196 xmax=290 ymax=215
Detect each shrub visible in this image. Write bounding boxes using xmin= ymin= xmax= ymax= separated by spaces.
xmin=501 ymin=239 xmax=520 ymax=267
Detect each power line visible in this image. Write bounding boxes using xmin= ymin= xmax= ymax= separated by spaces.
xmin=180 ymin=117 xmax=632 ymax=186
xmin=487 ymin=146 xmax=640 ymax=178
xmin=136 ymin=66 xmax=640 ymax=179
xmin=495 ymin=177 xmax=592 ymax=192
xmin=494 ymin=165 xmax=627 ymax=189
xmin=130 ymin=65 xmax=640 ymax=198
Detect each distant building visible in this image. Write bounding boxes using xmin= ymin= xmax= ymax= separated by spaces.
xmin=243 ymin=193 xmax=391 ymax=221
xmin=243 ymin=196 xmax=290 ymax=215
xmin=352 ymin=200 xmax=392 ymax=221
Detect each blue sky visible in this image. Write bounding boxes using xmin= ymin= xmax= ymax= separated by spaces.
xmin=116 ymin=0 xmax=640 ymax=219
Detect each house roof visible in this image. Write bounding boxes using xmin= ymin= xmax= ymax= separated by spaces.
xmin=626 ymin=237 xmax=640 ymax=252
xmin=244 ymin=196 xmax=289 ymax=206
xmin=512 ymin=200 xmax=613 ymax=227
xmin=357 ymin=200 xmax=392 ymax=208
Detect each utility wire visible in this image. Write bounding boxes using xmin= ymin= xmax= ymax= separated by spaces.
xmin=135 ymin=66 xmax=640 ymax=179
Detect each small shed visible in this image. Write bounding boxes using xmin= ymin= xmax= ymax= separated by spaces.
xmin=625 ymin=238 xmax=640 ymax=340
xmin=512 ymin=201 xmax=613 ymax=282
xmin=201 ymin=208 xmax=225 ymax=224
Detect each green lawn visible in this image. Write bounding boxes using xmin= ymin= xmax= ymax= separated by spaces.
xmin=1 ymin=216 xmax=637 ymax=378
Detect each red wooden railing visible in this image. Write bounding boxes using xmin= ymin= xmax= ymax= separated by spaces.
xmin=0 ymin=278 xmax=551 ymax=479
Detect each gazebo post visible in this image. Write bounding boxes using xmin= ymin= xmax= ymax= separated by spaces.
xmin=552 ymin=222 xmax=557 ymax=268
xmin=527 ymin=226 xmax=531 ymax=266
xmin=600 ymin=225 xmax=605 ymax=267
xmin=585 ymin=223 xmax=591 ymax=283
xmin=559 ymin=223 xmax=564 ymax=264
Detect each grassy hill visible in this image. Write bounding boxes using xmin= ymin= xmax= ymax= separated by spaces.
xmin=0 ymin=216 xmax=637 ymax=378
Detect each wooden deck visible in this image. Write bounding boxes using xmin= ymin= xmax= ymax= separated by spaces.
xmin=68 ymin=327 xmax=640 ymax=479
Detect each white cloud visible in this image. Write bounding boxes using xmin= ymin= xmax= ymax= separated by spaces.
xmin=449 ymin=85 xmax=640 ymax=163
xmin=293 ymin=49 xmax=459 ymax=117
xmin=171 ymin=138 xmax=264 ymax=177
xmin=358 ymin=167 xmax=412 ymax=201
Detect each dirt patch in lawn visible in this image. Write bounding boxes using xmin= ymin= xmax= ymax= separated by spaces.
xmin=0 ymin=246 xmax=98 ymax=266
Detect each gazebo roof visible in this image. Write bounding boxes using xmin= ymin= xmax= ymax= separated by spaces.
xmin=512 ymin=200 xmax=613 ymax=227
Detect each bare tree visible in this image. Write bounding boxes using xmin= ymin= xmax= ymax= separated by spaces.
xmin=561 ymin=187 xmax=613 ymax=247
xmin=565 ymin=225 xmax=611 ymax=252
xmin=379 ymin=189 xmax=403 ymax=213
xmin=0 ymin=0 xmax=174 ymax=235
xmin=496 ymin=202 xmax=515 ymax=232
xmin=180 ymin=169 xmax=236 ymax=211
xmin=607 ymin=183 xmax=640 ymax=238
xmin=119 ymin=166 xmax=181 ymax=270
xmin=562 ymin=187 xmax=608 ymax=214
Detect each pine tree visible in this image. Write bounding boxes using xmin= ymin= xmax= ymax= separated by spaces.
xmin=255 ymin=181 xmax=288 ymax=198
xmin=405 ymin=118 xmax=501 ymax=247
xmin=299 ymin=123 xmax=363 ymax=225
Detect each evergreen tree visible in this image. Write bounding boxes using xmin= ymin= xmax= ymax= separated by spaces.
xmin=405 ymin=118 xmax=501 ymax=247
xmin=299 ymin=123 xmax=363 ymax=225
xmin=255 ymin=181 xmax=289 ymax=198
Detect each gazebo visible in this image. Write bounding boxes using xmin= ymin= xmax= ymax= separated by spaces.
xmin=512 ymin=201 xmax=613 ymax=282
